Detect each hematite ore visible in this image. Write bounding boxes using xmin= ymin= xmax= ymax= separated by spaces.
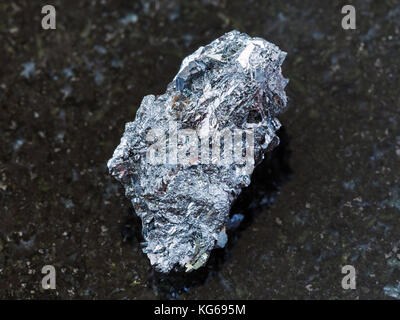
xmin=108 ymin=30 xmax=289 ymax=273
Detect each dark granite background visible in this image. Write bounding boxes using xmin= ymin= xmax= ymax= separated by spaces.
xmin=0 ymin=0 xmax=399 ymax=299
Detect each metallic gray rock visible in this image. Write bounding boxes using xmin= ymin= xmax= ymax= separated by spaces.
xmin=108 ymin=30 xmax=289 ymax=273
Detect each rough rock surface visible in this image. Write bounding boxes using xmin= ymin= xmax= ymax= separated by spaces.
xmin=108 ymin=30 xmax=288 ymax=273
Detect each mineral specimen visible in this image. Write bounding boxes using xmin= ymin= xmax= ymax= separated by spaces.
xmin=108 ymin=30 xmax=289 ymax=273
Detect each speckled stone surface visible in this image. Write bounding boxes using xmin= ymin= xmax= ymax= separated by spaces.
xmin=0 ymin=0 xmax=399 ymax=299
